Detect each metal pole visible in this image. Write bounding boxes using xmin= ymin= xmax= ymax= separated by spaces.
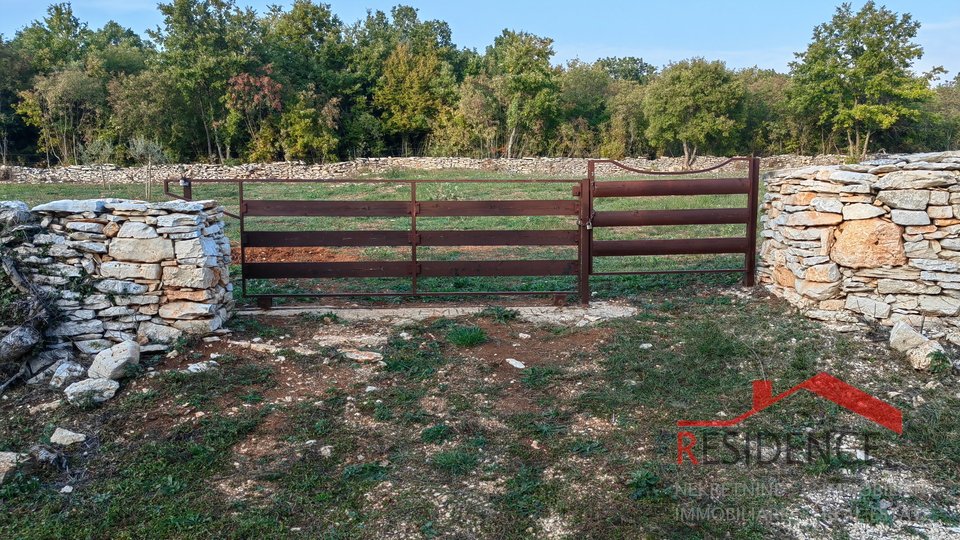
xmin=744 ymin=157 xmax=760 ymax=287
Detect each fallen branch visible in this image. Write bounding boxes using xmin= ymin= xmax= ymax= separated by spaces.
xmin=0 ymin=361 xmax=28 ymax=395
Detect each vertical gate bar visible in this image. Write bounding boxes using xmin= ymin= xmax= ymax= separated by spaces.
xmin=579 ymin=172 xmax=592 ymax=305
xmin=744 ymin=157 xmax=760 ymax=287
xmin=411 ymin=181 xmax=418 ymax=294
xmin=239 ymin=180 xmax=247 ymax=298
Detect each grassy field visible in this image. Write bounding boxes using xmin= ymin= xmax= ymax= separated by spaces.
xmin=0 ymin=283 xmax=957 ymax=539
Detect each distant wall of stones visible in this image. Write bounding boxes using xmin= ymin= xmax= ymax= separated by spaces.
xmin=4 ymin=198 xmax=233 ymax=358
xmin=759 ymin=151 xmax=960 ymax=342
xmin=0 ymin=155 xmax=851 ymax=184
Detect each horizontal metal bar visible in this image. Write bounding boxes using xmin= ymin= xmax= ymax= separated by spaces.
xmin=244 ymin=261 xmax=414 ymax=279
xmin=419 ymin=260 xmax=578 ymax=277
xmin=420 ymin=230 xmax=577 ymax=246
xmin=417 ymin=200 xmax=578 ymax=217
xmin=588 ymin=158 xmax=752 ymax=176
xmin=168 ymin=178 xmax=584 ymax=184
xmin=591 ymin=269 xmax=746 ymax=276
xmin=592 ymin=208 xmax=750 ymax=227
xmin=244 ymin=200 xmax=411 ymax=217
xmin=591 ymin=177 xmax=751 ymax=198
xmin=592 ymin=237 xmax=749 ymax=256
xmin=243 ymin=230 xmax=409 ymax=247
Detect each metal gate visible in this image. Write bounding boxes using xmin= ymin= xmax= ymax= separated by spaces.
xmin=164 ymin=158 xmax=759 ymax=306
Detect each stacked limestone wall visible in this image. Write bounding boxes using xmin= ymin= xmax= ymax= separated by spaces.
xmin=759 ymin=151 xmax=960 ymax=342
xmin=7 ymin=198 xmax=233 ymax=357
xmin=1 ymin=154 xmax=849 ymax=184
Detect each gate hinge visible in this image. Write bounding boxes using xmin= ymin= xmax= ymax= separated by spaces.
xmin=409 ymin=202 xmax=420 ymax=215
xmin=240 ymin=202 xmax=248 ymax=214
xmin=572 ymin=185 xmax=581 ymax=196
xmin=411 ymin=263 xmax=422 ymax=276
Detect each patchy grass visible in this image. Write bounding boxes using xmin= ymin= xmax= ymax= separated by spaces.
xmin=1 ymin=282 xmax=958 ymax=539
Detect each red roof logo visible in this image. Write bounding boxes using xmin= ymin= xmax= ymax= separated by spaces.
xmin=677 ymin=372 xmax=902 ymax=434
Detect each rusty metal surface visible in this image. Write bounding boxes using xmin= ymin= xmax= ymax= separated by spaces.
xmin=591 ymin=208 xmax=750 ymax=227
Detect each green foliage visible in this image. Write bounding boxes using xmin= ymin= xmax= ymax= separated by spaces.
xmin=850 ymin=488 xmax=894 ymax=526
xmin=431 ymin=449 xmax=478 ymax=475
xmin=628 ymin=468 xmax=662 ymax=500
xmin=420 ymin=423 xmax=452 ymax=444
xmin=789 ymin=1 xmax=938 ymax=158
xmin=447 ymin=326 xmax=487 ymax=347
xmin=477 ymin=306 xmax=520 ymax=323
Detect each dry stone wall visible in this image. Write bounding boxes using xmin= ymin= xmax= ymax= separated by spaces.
xmin=759 ymin=151 xmax=960 ymax=348
xmin=1 ymin=155 xmax=849 ymax=184
xmin=5 ymin=198 xmax=233 ymax=360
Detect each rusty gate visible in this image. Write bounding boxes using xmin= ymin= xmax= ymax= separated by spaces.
xmin=164 ymin=158 xmax=759 ymax=306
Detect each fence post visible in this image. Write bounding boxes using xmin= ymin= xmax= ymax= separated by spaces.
xmin=579 ymin=168 xmax=593 ymax=305
xmin=744 ymin=157 xmax=760 ymax=287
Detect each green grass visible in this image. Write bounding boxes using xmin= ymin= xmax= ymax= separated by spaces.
xmin=447 ymin=326 xmax=487 ymax=347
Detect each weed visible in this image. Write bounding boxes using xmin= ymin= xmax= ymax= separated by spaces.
xmin=478 ymin=306 xmax=520 ymax=323
xmin=529 ymin=421 xmax=567 ymax=439
xmin=447 ymin=326 xmax=487 ymax=347
xmin=342 ymin=462 xmax=388 ymax=482
xmin=569 ymin=439 xmax=607 ymax=456
xmin=929 ymin=507 xmax=960 ymax=525
xmin=432 ymin=449 xmax=478 ymax=475
xmin=303 ymin=312 xmax=341 ymax=324
xmin=521 ymin=366 xmax=561 ymax=388
xmin=420 ymin=424 xmax=452 ymax=445
xmin=850 ymin=488 xmax=894 ymax=526
xmin=928 ymin=350 xmax=952 ymax=374
xmin=628 ymin=468 xmax=662 ymax=500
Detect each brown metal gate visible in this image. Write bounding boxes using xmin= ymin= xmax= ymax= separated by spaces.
xmin=164 ymin=157 xmax=758 ymax=306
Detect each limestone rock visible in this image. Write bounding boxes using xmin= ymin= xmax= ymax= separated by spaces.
xmin=876 ymin=170 xmax=957 ymax=189
xmin=773 ymin=265 xmax=796 ymax=287
xmin=174 ymin=237 xmax=220 ymax=260
xmin=50 ymin=428 xmax=86 ymax=446
xmin=64 ymin=378 xmax=120 ymax=405
xmin=171 ymin=316 xmax=222 ymax=333
xmin=341 ymin=349 xmax=384 ymax=363
xmin=108 ymin=237 xmax=174 ymax=263
xmin=153 ymin=201 xmax=205 ymax=212
xmin=918 ymin=295 xmax=960 ymax=316
xmin=95 ymin=279 xmax=149 ymax=295
xmin=137 ymin=322 xmax=183 ymax=343
xmin=32 ymin=199 xmax=109 ymax=214
xmin=49 ymin=362 xmax=85 ymax=388
xmin=876 ymin=190 xmax=929 ymax=210
xmin=45 ymin=320 xmax=104 ymax=337
xmin=785 ymin=212 xmax=843 ymax=227
xmin=810 ymin=197 xmax=843 ymax=213
xmin=890 ymin=210 xmax=931 ymax=226
xmin=794 ymin=279 xmax=841 ymax=301
xmin=0 ymin=452 xmax=28 ymax=485
xmin=906 ymin=341 xmax=945 ymax=370
xmin=162 ymin=266 xmax=216 ymax=289
xmin=66 ymin=222 xmax=105 ymax=234
xmin=908 ymin=259 xmax=960 ymax=272
xmin=156 ymin=213 xmax=203 ymax=228
xmin=830 ymin=218 xmax=906 ymax=268
xmin=842 ymin=204 xmax=885 ymax=220
xmin=88 ymin=341 xmax=141 ymax=380
xmin=828 ymin=170 xmax=877 ymax=184
xmin=844 ymin=296 xmax=891 ymax=319
xmin=99 ymin=261 xmax=162 ymax=280
xmin=805 ymin=263 xmax=841 ymax=283
xmin=117 ymin=222 xmax=158 ymax=239
xmin=159 ymin=301 xmax=217 ymax=320
xmin=876 ymin=279 xmax=941 ymax=295
xmin=890 ymin=322 xmax=930 ymax=352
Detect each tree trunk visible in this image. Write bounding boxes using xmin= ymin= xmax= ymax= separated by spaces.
xmin=506 ymin=126 xmax=517 ymax=159
xmin=681 ymin=141 xmax=699 ymax=170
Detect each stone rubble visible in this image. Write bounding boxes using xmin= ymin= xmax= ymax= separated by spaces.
xmin=759 ymin=151 xmax=960 ymax=364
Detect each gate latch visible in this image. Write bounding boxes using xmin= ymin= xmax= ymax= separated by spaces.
xmin=578 ymin=210 xmax=596 ymax=230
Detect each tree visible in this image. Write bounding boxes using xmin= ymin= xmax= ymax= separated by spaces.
xmin=643 ymin=58 xmax=742 ymax=169
xmin=374 ymin=42 xmax=441 ymax=155
xmin=127 ymin=136 xmax=168 ymax=199
xmin=789 ymin=1 xmax=939 ymax=159
xmin=596 ymin=56 xmax=655 ymax=85
xmin=10 ymin=3 xmax=90 ymax=73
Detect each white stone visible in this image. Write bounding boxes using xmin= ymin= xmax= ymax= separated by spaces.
xmin=908 ymin=259 xmax=960 ymax=272
xmin=890 ymin=322 xmax=930 ymax=352
xmin=117 ymin=222 xmax=158 ymax=239
xmin=828 ymin=171 xmax=877 ymax=184
xmin=876 ymin=170 xmax=957 ymax=189
xmin=174 ymin=237 xmax=219 ymax=260
xmin=184 ymin=361 xmax=220 ymax=373
xmin=137 ymin=321 xmax=183 ymax=343
xmin=890 ymin=210 xmax=931 ymax=226
xmin=95 ymin=279 xmax=149 ymax=295
xmin=918 ymin=295 xmax=960 ymax=316
xmin=906 ymin=341 xmax=945 ymax=370
xmin=45 ymin=320 xmax=104 ymax=337
xmin=159 ymin=301 xmax=217 ymax=320
xmin=844 ymin=296 xmax=891 ymax=319
xmin=876 ymin=279 xmax=941 ymax=295
xmin=50 ymin=428 xmax=86 ymax=446
xmin=99 ymin=261 xmax=162 ymax=280
xmin=88 ymin=341 xmax=141 ymax=380
xmin=842 ymin=204 xmax=885 ymax=220
xmin=876 ymin=190 xmax=930 ymax=210
xmin=152 ymin=201 xmax=205 ymax=212
xmin=49 ymin=362 xmax=85 ymax=388
xmin=171 ymin=316 xmax=222 ymax=333
xmin=156 ymin=213 xmax=203 ymax=228
xmin=0 ymin=452 xmax=28 ymax=485
xmin=32 ymin=199 xmax=109 ymax=214
xmin=64 ymin=378 xmax=120 ymax=405
xmin=341 ymin=349 xmax=384 ymax=363
xmin=162 ymin=266 xmax=216 ymax=288
xmin=108 ymin=237 xmax=174 ymax=263
xmin=66 ymin=222 xmax=105 ymax=234
xmin=506 ymin=358 xmax=526 ymax=369
xmin=810 ymin=197 xmax=843 ymax=213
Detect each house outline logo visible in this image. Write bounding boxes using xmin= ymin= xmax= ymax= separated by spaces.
xmin=677 ymin=372 xmax=902 ymax=434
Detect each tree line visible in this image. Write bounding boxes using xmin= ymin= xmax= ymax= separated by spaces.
xmin=0 ymin=1 xmax=957 ymax=169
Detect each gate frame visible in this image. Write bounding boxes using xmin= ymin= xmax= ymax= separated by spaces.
xmin=163 ymin=158 xmax=759 ymax=307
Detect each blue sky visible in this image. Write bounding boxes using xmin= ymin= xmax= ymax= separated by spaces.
xmin=2 ymin=0 xmax=957 ymax=79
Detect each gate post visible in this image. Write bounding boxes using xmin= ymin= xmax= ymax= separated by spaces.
xmin=578 ymin=169 xmax=593 ymax=305
xmin=744 ymin=157 xmax=760 ymax=287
